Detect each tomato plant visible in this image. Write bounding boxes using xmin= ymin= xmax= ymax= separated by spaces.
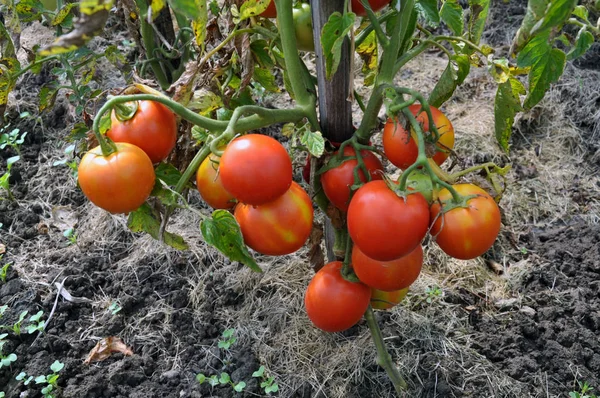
xmin=106 ymin=100 xmax=177 ymax=164
xmin=196 ymin=153 xmax=236 ymax=210
xmin=370 ymin=287 xmax=409 ymax=310
xmin=304 ymin=261 xmax=371 ymax=332
xmin=321 ymin=147 xmax=384 ymax=212
xmin=293 ymin=3 xmax=314 ymax=52
xmin=347 ymin=180 xmax=429 ymax=261
xmin=383 ymin=105 xmax=455 ymax=170
xmin=219 ymin=134 xmax=292 ymax=206
xmin=234 ymin=182 xmax=313 ymax=256
xmin=352 ymin=244 xmax=423 ymax=291
xmin=430 ymin=184 xmax=501 ymax=260
xmin=78 ymin=143 xmax=155 ymax=214
xmin=351 ymin=0 xmax=391 ymax=16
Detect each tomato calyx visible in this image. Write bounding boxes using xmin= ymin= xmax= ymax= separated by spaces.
xmin=434 ymin=193 xmax=481 ymax=214
xmin=112 ymin=101 xmax=139 ymax=122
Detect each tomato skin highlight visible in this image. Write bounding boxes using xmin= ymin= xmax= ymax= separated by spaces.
xmin=234 ymin=182 xmax=313 ymax=256
xmin=196 ymin=153 xmax=236 ymax=210
xmin=78 ymin=143 xmax=156 ymax=214
xmin=430 ymin=184 xmax=502 ymax=260
xmin=351 ymin=0 xmax=391 ymax=16
xmin=321 ymin=147 xmax=384 ymax=212
xmin=304 ymin=261 xmax=371 ymax=332
xmin=352 ymin=244 xmax=423 ymax=291
xmin=107 ymin=100 xmax=177 ymax=164
xmin=370 ymin=287 xmax=409 ymax=310
xmin=383 ymin=105 xmax=455 ymax=170
xmin=347 ymin=180 xmax=429 ymax=261
xmin=219 ymin=134 xmax=292 ymax=206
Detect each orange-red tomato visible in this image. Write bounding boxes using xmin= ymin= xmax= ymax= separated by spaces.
xmin=352 ymin=244 xmax=423 ymax=291
xmin=370 ymin=287 xmax=409 ymax=310
xmin=305 ymin=261 xmax=371 ymax=332
xmin=234 ymin=182 xmax=313 ymax=255
xmin=321 ymin=147 xmax=384 ymax=212
xmin=259 ymin=0 xmax=277 ymax=17
xmin=78 ymin=143 xmax=155 ymax=214
xmin=196 ymin=153 xmax=236 ymax=210
xmin=107 ymin=100 xmax=177 ymax=164
xmin=383 ymin=105 xmax=455 ymax=170
xmin=220 ymin=134 xmax=292 ymax=206
xmin=351 ymin=0 xmax=390 ymax=16
xmin=430 ymin=184 xmax=501 ymax=260
xmin=347 ymin=180 xmax=429 ymax=261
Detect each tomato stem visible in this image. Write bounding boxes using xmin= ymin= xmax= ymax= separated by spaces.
xmin=364 ymin=306 xmax=407 ymax=394
xmin=358 ymin=0 xmax=389 ymax=46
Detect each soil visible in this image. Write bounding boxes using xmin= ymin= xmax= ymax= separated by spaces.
xmin=1 ymin=2 xmax=600 ymax=398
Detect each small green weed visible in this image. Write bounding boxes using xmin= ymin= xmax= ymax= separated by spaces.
xmin=425 ymin=286 xmax=443 ymax=303
xmin=17 ymin=360 xmax=65 ymax=398
xmin=252 ymin=365 xmax=279 ymax=395
xmin=0 ymin=333 xmax=17 ymax=368
xmin=570 ymin=381 xmax=597 ymax=398
xmin=218 ymin=328 xmax=236 ymax=350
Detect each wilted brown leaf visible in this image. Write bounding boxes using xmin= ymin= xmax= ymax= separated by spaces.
xmin=84 ymin=337 xmax=133 ymax=365
xmin=308 ymin=224 xmax=325 ymax=272
xmin=0 ymin=243 xmax=5 ymax=255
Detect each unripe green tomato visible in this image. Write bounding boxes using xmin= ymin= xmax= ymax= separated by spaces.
xmin=404 ymin=169 xmax=437 ymax=204
xmin=293 ymin=3 xmax=314 ymax=52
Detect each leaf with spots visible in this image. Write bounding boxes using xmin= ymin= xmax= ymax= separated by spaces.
xmin=201 ymin=210 xmax=262 ymax=273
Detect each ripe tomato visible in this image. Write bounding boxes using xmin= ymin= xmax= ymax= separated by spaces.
xmin=351 ymin=0 xmax=390 ymax=16
xmin=107 ymin=100 xmax=177 ymax=164
xmin=234 ymin=182 xmax=313 ymax=255
xmin=196 ymin=153 xmax=236 ymax=210
xmin=370 ymin=287 xmax=409 ymax=310
xmin=321 ymin=147 xmax=384 ymax=212
xmin=293 ymin=3 xmax=314 ymax=52
xmin=304 ymin=261 xmax=371 ymax=332
xmin=219 ymin=134 xmax=292 ymax=206
xmin=347 ymin=180 xmax=429 ymax=261
xmin=352 ymin=244 xmax=423 ymax=291
xmin=383 ymin=105 xmax=455 ymax=170
xmin=430 ymin=184 xmax=501 ymax=260
xmin=259 ymin=0 xmax=277 ymax=17
xmin=78 ymin=143 xmax=155 ymax=214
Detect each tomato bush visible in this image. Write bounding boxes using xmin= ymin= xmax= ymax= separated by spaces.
xmin=383 ymin=105 xmax=455 ymax=170
xmin=430 ymin=184 xmax=501 ymax=260
xmin=347 ymin=180 xmax=429 ymax=261
xmin=304 ymin=261 xmax=371 ymax=332
xmin=78 ymin=143 xmax=156 ymax=214
xmin=234 ymin=181 xmax=313 ymax=256
xmin=321 ymin=147 xmax=384 ymax=212
xmin=196 ymin=153 xmax=236 ymax=210
xmin=219 ymin=134 xmax=292 ymax=206
xmin=370 ymin=287 xmax=409 ymax=310
xmin=352 ymin=244 xmax=423 ymax=291
xmin=106 ymin=100 xmax=177 ymax=164
xmin=351 ymin=0 xmax=391 ymax=16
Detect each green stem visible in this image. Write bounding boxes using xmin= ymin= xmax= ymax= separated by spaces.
xmin=393 ymin=41 xmax=430 ymax=74
xmin=354 ymin=10 xmax=395 ymax=48
xmin=433 ymin=35 xmax=488 ymax=55
xmin=359 ymin=0 xmax=389 ymax=46
xmin=364 ymin=307 xmax=407 ymax=394
xmin=137 ymin=0 xmax=171 ymax=90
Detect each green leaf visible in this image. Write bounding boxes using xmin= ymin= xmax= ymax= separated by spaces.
xmin=191 ymin=0 xmax=208 ymax=47
xmin=219 ymin=372 xmax=230 ymax=384
xmin=6 ymin=156 xmax=20 ymax=167
xmin=252 ymin=366 xmax=265 ymax=378
xmin=51 ymin=3 xmax=78 ymax=26
xmin=222 ymin=328 xmax=235 ymax=338
xmin=265 ymin=383 xmax=279 ymax=393
xmin=250 ymin=40 xmax=275 ymax=69
xmin=517 ymin=31 xmax=550 ymax=67
xmin=208 ymin=375 xmax=219 ymax=387
xmin=321 ymin=12 xmax=355 ymax=79
xmin=488 ymin=58 xmax=511 ymax=83
xmin=567 ymin=28 xmax=594 ymax=61
xmin=253 ymin=68 xmax=280 ymax=92
xmin=98 ymin=111 xmax=112 ymax=135
xmin=300 ymin=130 xmax=325 ymax=157
xmin=239 ymin=0 xmax=271 ymax=20
xmin=494 ymin=78 xmax=524 ymax=152
xmin=196 ymin=373 xmax=206 ymax=384
xmin=233 ymin=381 xmax=246 ymax=392
xmin=127 ymin=204 xmax=189 ymax=250
xmin=533 ymin=0 xmax=576 ymax=34
xmin=440 ymin=0 xmax=463 ymax=35
xmin=154 ymin=163 xmax=184 ymax=187
xmin=467 ymin=0 xmax=490 ymax=46
xmin=415 ymin=0 xmax=440 ymax=26
xmin=200 ymin=210 xmax=262 ymax=273
xmin=510 ymin=0 xmax=549 ymax=54
xmin=168 ymin=0 xmax=202 ymax=19
xmin=34 ymin=375 xmax=47 ymax=384
xmin=428 ymin=54 xmax=470 ymax=107
xmin=29 ymin=310 xmax=43 ymax=322
xmin=572 ymin=5 xmax=589 ymax=21
xmin=50 ymin=360 xmax=64 ymax=373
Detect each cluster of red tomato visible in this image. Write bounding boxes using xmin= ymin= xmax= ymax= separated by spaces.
xmin=305 ymin=106 xmax=502 ymax=332
xmin=78 ymin=101 xmax=178 ymax=214
xmin=196 ymin=134 xmax=314 ymax=256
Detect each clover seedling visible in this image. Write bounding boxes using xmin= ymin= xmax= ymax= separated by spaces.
xmin=253 ymin=365 xmax=279 ymax=395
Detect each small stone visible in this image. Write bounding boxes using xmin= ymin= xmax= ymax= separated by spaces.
xmin=161 ymin=370 xmax=180 ymax=380
xmin=520 ymin=306 xmax=536 ymax=317
xmin=494 ymin=298 xmax=519 ymax=309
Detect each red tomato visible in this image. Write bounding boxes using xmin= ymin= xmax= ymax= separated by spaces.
xmin=78 ymin=143 xmax=155 ymax=214
xmin=196 ymin=153 xmax=236 ymax=210
xmin=259 ymin=0 xmax=277 ymax=18
xmin=321 ymin=147 xmax=384 ymax=212
xmin=383 ymin=105 xmax=455 ymax=170
xmin=219 ymin=134 xmax=292 ymax=206
xmin=107 ymin=100 xmax=177 ymax=164
xmin=351 ymin=0 xmax=390 ymax=16
xmin=304 ymin=261 xmax=371 ymax=332
xmin=234 ymin=182 xmax=313 ymax=255
xmin=347 ymin=180 xmax=429 ymax=261
xmin=370 ymin=287 xmax=409 ymax=310
xmin=430 ymin=184 xmax=501 ymax=260
xmin=352 ymin=244 xmax=423 ymax=291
